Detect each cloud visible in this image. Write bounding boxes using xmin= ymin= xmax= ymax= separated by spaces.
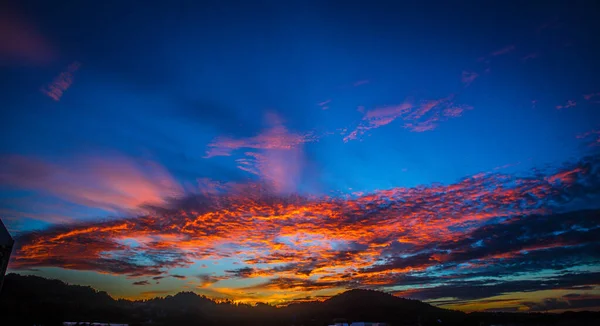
xmin=522 ymin=52 xmax=539 ymax=61
xmin=577 ymin=129 xmax=600 ymax=146
xmin=205 ymin=114 xmax=317 ymax=158
xmin=206 ymin=114 xmax=316 ymax=193
xmin=344 ymin=96 xmax=472 ymax=141
xmin=398 ymin=272 xmax=600 ymax=302
xmin=317 ymin=99 xmax=331 ymax=110
xmin=524 ymin=294 xmax=600 ymax=312
xmin=491 ymin=45 xmax=516 ymax=56
xmin=170 ymin=274 xmax=186 ymax=279
xmin=133 ymin=280 xmax=150 ymax=286
xmin=0 ymin=3 xmax=57 ymax=66
xmin=225 ymin=267 xmax=256 ymax=278
xmin=461 ymin=71 xmax=478 ymax=86
xmin=583 ymin=92 xmax=600 ymax=101
xmin=0 ymin=154 xmax=183 ymax=213
xmin=196 ymin=274 xmax=227 ymax=287
xmin=41 ymin=62 xmax=81 ymax=101
xmin=7 ymin=154 xmax=600 ymax=305
xmin=556 ymin=100 xmax=576 ymax=110
xmin=353 ymin=80 xmax=370 ymax=87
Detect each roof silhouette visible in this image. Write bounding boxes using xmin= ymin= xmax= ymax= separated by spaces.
xmin=0 ymin=218 xmax=14 ymax=246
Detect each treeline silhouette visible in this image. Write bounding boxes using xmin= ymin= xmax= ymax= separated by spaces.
xmin=0 ymin=273 xmax=598 ymax=326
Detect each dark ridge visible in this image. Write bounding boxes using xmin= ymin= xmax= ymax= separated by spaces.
xmin=1 ymin=273 xmax=599 ymax=326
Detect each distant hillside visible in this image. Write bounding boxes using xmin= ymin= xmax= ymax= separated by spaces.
xmin=1 ymin=273 xmax=599 ymax=326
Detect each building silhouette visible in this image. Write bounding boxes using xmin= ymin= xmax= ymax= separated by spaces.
xmin=0 ymin=218 xmax=14 ymax=292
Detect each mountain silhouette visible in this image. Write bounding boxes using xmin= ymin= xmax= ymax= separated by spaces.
xmin=1 ymin=273 xmax=598 ymax=326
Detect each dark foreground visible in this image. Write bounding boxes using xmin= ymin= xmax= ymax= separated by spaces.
xmin=0 ymin=274 xmax=598 ymax=326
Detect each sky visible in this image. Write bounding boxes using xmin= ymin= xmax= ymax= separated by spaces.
xmin=1 ymin=0 xmax=600 ymax=313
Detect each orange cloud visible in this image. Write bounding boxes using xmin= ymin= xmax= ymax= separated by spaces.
xmin=9 ymin=156 xmax=596 ymax=295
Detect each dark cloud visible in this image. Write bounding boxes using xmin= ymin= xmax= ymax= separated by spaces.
xmin=524 ymin=295 xmax=600 ymax=312
xmin=133 ymin=280 xmax=150 ymax=286
xmin=225 ymin=267 xmax=255 ymax=278
xmin=400 ymin=272 xmax=600 ymax=301
xmin=246 ymin=277 xmax=349 ymax=292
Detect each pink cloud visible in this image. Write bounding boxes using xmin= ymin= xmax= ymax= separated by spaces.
xmin=206 ymin=114 xmax=315 ymax=193
xmin=531 ymin=100 xmax=538 ymax=108
xmin=0 ymin=4 xmax=57 ymax=66
xmin=205 ymin=115 xmax=317 ymax=158
xmin=317 ymin=99 xmax=331 ymax=110
xmin=556 ymin=100 xmax=576 ymax=110
xmin=0 ymin=154 xmax=182 ymax=213
xmin=40 ymin=62 xmax=81 ymax=101
xmin=461 ymin=71 xmax=479 ymax=86
xmin=353 ymin=80 xmax=370 ymax=87
xmin=343 ymin=103 xmax=412 ymax=142
xmin=317 ymin=99 xmax=331 ymax=107
xmin=583 ymin=92 xmax=600 ymax=101
xmin=491 ymin=45 xmax=516 ymax=56
xmin=237 ymin=150 xmax=304 ymax=194
xmin=576 ymin=129 xmax=600 ymax=146
xmin=344 ymin=96 xmax=471 ymax=141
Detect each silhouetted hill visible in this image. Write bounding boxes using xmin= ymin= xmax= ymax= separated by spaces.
xmin=1 ymin=273 xmax=599 ymax=326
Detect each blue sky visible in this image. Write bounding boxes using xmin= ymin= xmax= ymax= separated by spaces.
xmin=1 ymin=0 xmax=600 ymax=312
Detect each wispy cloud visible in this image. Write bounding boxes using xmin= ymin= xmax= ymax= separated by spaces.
xmin=205 ymin=114 xmax=316 ymax=158
xmin=206 ymin=114 xmax=317 ymax=193
xmin=583 ymin=92 xmax=600 ymax=101
xmin=461 ymin=71 xmax=479 ymax=86
xmin=353 ymin=80 xmax=370 ymax=87
xmin=0 ymin=154 xmax=182 ymax=213
xmin=40 ymin=62 xmax=81 ymax=101
xmin=491 ymin=45 xmax=516 ymax=57
xmin=577 ymin=129 xmax=600 ymax=146
xmin=522 ymin=52 xmax=539 ymax=61
xmin=317 ymin=99 xmax=331 ymax=110
xmin=344 ymin=96 xmax=471 ymax=141
xmin=133 ymin=280 xmax=150 ymax=286
xmin=556 ymin=100 xmax=577 ymax=110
